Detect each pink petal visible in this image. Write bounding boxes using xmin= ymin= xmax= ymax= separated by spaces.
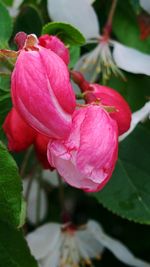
xmin=12 ymin=46 xmax=76 ymax=139
xmin=48 ymin=106 xmax=118 ymax=192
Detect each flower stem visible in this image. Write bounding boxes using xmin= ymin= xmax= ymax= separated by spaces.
xmin=103 ymin=0 xmax=118 ymax=37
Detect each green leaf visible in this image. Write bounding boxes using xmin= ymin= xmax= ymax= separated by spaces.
xmin=13 ymin=4 xmax=43 ymax=36
xmin=0 ymin=142 xmax=25 ymax=227
xmin=94 ymin=126 xmax=150 ymax=224
xmin=69 ymin=46 xmax=80 ymax=68
xmin=42 ymin=22 xmax=86 ymax=45
xmin=0 ymin=1 xmax=13 ymax=48
xmin=1 ymin=0 xmax=13 ymax=6
xmin=0 ymin=221 xmax=38 ymax=267
xmin=113 ymin=0 xmax=150 ymax=53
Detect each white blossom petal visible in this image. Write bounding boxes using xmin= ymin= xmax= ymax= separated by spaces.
xmin=39 ymin=235 xmax=62 ymax=267
xmin=39 ymin=250 xmax=60 ymax=267
xmin=88 ymin=220 xmax=150 ymax=267
xmin=61 ymin=233 xmax=80 ymax=265
xmin=47 ymin=0 xmax=99 ymax=39
xmin=23 ymin=178 xmax=47 ymax=225
xmin=119 ymin=101 xmax=150 ymax=141
xmin=140 ymin=0 xmax=150 ymax=14
xmin=86 ymin=0 xmax=96 ymax=4
xmin=26 ymin=223 xmax=61 ymax=260
xmin=76 ymin=227 xmax=104 ymax=259
xmin=113 ymin=42 xmax=150 ymax=75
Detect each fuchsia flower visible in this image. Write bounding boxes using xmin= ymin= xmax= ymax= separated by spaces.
xmin=47 ymin=105 xmax=118 ymax=192
xmin=39 ymin=34 xmax=70 ymax=65
xmin=3 ymin=108 xmax=51 ymax=169
xmin=83 ymin=84 xmax=131 ymax=135
xmin=71 ymin=71 xmax=131 ymax=135
xmin=11 ymin=34 xmax=76 ymax=140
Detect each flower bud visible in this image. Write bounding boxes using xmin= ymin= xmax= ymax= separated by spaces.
xmin=3 ymin=108 xmax=52 ymax=169
xmin=48 ymin=105 xmax=118 ymax=192
xmin=3 ymin=107 xmax=36 ymax=152
xmin=39 ymin=34 xmax=70 ymax=65
xmin=11 ymin=42 xmax=76 ymax=139
xmin=83 ymin=84 xmax=131 ymax=135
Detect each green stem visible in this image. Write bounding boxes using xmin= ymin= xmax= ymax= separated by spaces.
xmin=107 ymin=0 xmax=118 ymax=27
xmin=103 ymin=0 xmax=118 ymax=37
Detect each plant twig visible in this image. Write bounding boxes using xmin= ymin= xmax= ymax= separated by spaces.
xmin=103 ymin=0 xmax=118 ymax=37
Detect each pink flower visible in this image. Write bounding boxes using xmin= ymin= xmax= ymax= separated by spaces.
xmin=11 ymin=34 xmax=76 ymax=139
xmin=83 ymin=84 xmax=131 ymax=135
xmin=47 ymin=105 xmax=118 ymax=192
xmin=39 ymin=34 xmax=70 ymax=65
xmin=71 ymin=71 xmax=131 ymax=135
xmin=3 ymin=108 xmax=51 ymax=169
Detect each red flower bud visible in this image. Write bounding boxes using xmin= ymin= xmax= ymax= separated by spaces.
xmin=83 ymin=84 xmax=131 ymax=135
xmin=39 ymin=34 xmax=70 ymax=65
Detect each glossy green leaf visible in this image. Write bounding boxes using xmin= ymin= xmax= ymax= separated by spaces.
xmin=42 ymin=22 xmax=85 ymax=45
xmin=113 ymin=0 xmax=150 ymax=53
xmin=0 ymin=1 xmax=13 ymax=48
xmin=13 ymin=4 xmax=43 ymax=36
xmin=0 ymin=142 xmax=25 ymax=227
xmin=94 ymin=126 xmax=150 ymax=224
xmin=0 ymin=221 xmax=38 ymax=267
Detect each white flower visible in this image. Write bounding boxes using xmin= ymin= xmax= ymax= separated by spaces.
xmin=27 ymin=220 xmax=150 ymax=267
xmin=112 ymin=41 xmax=150 ymax=76
xmin=48 ymin=0 xmax=150 ymax=81
xmin=75 ymin=38 xmax=150 ymax=83
xmin=47 ymin=0 xmax=99 ymax=39
xmin=74 ymin=39 xmax=126 ymax=83
xmin=119 ymin=101 xmax=150 ymax=142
